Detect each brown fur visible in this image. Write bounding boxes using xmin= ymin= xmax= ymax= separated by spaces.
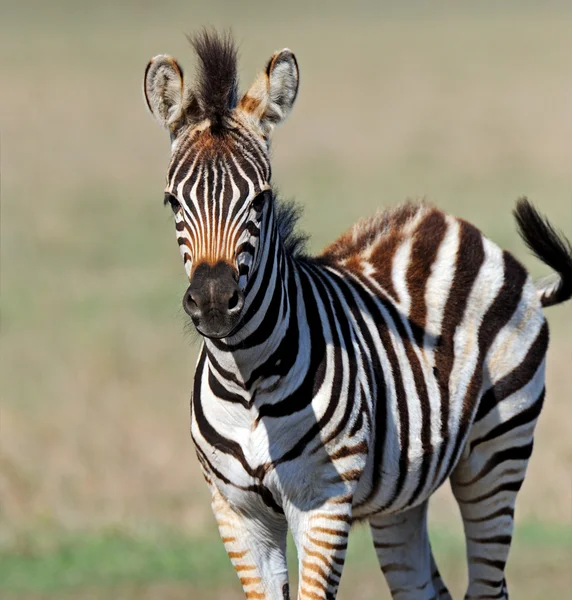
xmin=321 ymin=201 xmax=425 ymax=262
xmin=239 ymin=93 xmax=264 ymax=114
xmin=321 ymin=201 xmax=437 ymax=302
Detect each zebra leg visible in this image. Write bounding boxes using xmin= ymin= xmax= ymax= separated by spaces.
xmin=290 ymin=494 xmax=354 ymax=599
xmin=211 ymin=487 xmax=290 ymax=600
xmin=369 ymin=501 xmax=451 ymax=600
xmin=450 ymin=383 xmax=545 ymax=600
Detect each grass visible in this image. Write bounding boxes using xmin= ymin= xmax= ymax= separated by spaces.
xmin=2 ymin=522 xmax=571 ymax=598
xmin=1 ymin=1 xmax=572 ymax=597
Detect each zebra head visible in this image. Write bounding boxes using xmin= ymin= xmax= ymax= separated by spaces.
xmin=144 ymin=31 xmax=299 ymax=338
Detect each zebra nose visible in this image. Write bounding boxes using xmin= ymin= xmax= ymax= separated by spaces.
xmin=183 ymin=286 xmax=244 ymax=316
xmin=183 ymin=262 xmax=245 ymax=337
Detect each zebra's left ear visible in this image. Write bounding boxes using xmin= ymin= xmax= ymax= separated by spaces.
xmin=239 ymin=49 xmax=299 ymax=135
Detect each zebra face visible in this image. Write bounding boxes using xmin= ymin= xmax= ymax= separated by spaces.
xmin=144 ymin=31 xmax=299 ymax=338
xmin=164 ymin=133 xmax=273 ymax=338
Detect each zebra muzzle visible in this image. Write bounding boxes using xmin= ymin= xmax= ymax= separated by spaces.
xmin=184 ymin=261 xmax=245 ymax=338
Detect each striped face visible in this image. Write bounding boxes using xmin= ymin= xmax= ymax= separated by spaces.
xmin=164 ymin=123 xmax=272 ymax=337
xmin=165 ymin=123 xmax=271 ymax=286
xmin=144 ymin=35 xmax=299 ymax=338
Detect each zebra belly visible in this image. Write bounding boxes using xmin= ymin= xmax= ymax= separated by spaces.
xmin=351 ymin=435 xmax=454 ymax=519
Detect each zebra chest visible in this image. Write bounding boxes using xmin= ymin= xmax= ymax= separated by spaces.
xmin=192 ymin=387 xmax=277 ymax=476
xmin=191 ymin=382 xmax=341 ymax=513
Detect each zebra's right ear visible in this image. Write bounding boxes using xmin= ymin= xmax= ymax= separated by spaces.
xmin=144 ymin=55 xmax=195 ymax=135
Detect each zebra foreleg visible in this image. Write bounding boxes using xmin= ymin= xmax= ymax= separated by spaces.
xmin=210 ymin=486 xmax=290 ymax=600
xmin=369 ymin=501 xmax=452 ymax=600
xmin=290 ymin=493 xmax=354 ymax=600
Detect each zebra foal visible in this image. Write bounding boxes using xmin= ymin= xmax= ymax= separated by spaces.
xmin=143 ymin=31 xmax=572 ymax=600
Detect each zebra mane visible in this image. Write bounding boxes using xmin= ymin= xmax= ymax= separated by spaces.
xmin=188 ymin=29 xmax=239 ymax=132
xmin=273 ymin=192 xmax=309 ymax=259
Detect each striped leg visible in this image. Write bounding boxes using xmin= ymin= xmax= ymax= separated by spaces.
xmin=211 ymin=487 xmax=290 ymax=600
xmin=291 ymin=495 xmax=354 ymax=600
xmin=450 ymin=384 xmax=545 ymax=600
xmin=369 ymin=502 xmax=452 ymax=600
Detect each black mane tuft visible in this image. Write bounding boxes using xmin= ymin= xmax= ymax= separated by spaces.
xmin=273 ymin=193 xmax=308 ymax=259
xmin=188 ymin=29 xmax=239 ymax=131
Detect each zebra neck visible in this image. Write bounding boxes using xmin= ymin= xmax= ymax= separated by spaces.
xmin=202 ymin=219 xmax=303 ymax=394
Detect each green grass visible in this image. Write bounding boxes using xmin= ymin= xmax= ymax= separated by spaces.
xmin=2 ymin=522 xmax=571 ymax=597
xmin=1 ymin=530 xmax=230 ymax=593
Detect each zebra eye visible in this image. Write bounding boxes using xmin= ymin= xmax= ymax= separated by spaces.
xmin=251 ymin=190 xmax=269 ymax=214
xmin=164 ymin=192 xmax=181 ymax=213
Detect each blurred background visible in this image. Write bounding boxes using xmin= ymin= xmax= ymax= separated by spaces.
xmin=1 ymin=1 xmax=571 ymax=598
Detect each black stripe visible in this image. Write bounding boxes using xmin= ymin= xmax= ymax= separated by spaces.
xmin=346 ymin=279 xmax=390 ymax=509
xmin=257 ymin=266 xmax=328 ymax=419
xmin=475 ymin=321 xmax=548 ymax=422
xmin=462 ymin=479 xmax=524 ymax=505
xmin=444 ymin=251 xmax=529 ymax=480
xmin=470 ymin=388 xmax=544 ymax=453
xmin=194 ymin=445 xmax=283 ymax=514
xmin=463 ymin=505 xmax=514 ymax=524
xmin=192 ymin=351 xmax=255 ymax=474
xmin=208 ymin=368 xmax=250 ymax=407
xmin=269 ymin=266 xmax=343 ymax=463
xmin=455 ymin=442 xmax=533 ymax=487
xmin=313 ymin=269 xmax=359 ymax=449
xmin=353 ymin=274 xmax=412 ymax=511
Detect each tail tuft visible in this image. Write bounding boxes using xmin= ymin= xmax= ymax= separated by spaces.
xmin=513 ymin=197 xmax=572 ymax=307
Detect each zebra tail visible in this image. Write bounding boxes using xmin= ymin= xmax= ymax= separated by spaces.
xmin=513 ymin=197 xmax=572 ymax=308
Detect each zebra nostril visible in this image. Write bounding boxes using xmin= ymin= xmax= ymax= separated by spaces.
xmin=183 ymin=288 xmax=200 ymax=317
xmin=228 ymin=291 xmax=238 ymax=310
xmin=228 ymin=290 xmax=239 ymax=311
xmin=187 ymin=293 xmax=198 ymax=307
xmin=228 ymin=289 xmax=244 ymax=313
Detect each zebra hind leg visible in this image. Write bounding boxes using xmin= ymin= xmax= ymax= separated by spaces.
xmin=369 ymin=501 xmax=452 ymax=600
xmin=451 ymin=381 xmax=545 ymax=600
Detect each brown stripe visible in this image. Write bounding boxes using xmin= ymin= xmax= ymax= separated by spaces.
xmin=369 ymin=232 xmax=401 ymax=301
xmin=301 ymin=574 xmax=326 ymax=590
xmin=299 ymin=587 xmax=324 ymax=600
xmin=432 ymin=220 xmax=485 ymax=487
xmin=407 ymin=209 xmax=448 ymax=346
xmin=240 ymin=576 xmax=262 ymax=586
xmin=302 ymin=560 xmax=328 ymax=581
xmin=307 ymin=537 xmax=348 ymax=551
xmin=303 ymin=546 xmax=330 ymax=567
xmin=311 ymin=526 xmax=349 ymax=537
xmin=313 ymin=513 xmax=352 ymax=523
xmin=329 ymin=440 xmax=368 ymax=461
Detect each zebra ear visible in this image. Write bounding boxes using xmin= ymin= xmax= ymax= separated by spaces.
xmin=144 ymin=55 xmax=196 ymax=135
xmin=239 ymin=49 xmax=299 ymax=135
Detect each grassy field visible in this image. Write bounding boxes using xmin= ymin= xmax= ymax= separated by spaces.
xmin=1 ymin=1 xmax=571 ymax=598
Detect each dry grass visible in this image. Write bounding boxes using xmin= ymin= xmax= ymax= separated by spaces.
xmin=1 ymin=1 xmax=571 ymax=595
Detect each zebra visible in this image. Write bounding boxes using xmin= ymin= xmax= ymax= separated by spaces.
xmin=143 ymin=31 xmax=572 ymax=600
